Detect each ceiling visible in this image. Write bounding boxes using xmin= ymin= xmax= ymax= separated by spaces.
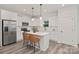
xmin=0 ymin=4 xmax=77 ymax=18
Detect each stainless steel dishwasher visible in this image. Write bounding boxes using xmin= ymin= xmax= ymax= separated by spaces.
xmin=2 ymin=19 xmax=16 ymax=46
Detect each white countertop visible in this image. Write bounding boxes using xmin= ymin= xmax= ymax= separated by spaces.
xmin=26 ymin=32 xmax=49 ymax=36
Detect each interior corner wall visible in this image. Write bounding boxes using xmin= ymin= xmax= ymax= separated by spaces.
xmin=0 ymin=9 xmax=2 ymax=46
xmin=77 ymin=6 xmax=79 ymax=44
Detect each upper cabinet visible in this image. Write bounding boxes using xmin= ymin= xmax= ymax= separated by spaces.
xmin=1 ymin=9 xmax=17 ymax=20
xmin=17 ymin=15 xmax=31 ymax=26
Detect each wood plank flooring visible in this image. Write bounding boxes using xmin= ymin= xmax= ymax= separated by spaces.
xmin=0 ymin=40 xmax=79 ymax=54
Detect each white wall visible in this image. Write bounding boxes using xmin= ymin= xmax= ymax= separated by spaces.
xmin=57 ymin=6 xmax=78 ymax=46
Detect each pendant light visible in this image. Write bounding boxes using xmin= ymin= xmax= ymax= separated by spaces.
xmin=40 ymin=4 xmax=42 ymax=20
xmin=32 ymin=7 xmax=34 ymax=21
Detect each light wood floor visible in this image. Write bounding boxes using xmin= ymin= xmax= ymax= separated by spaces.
xmin=0 ymin=40 xmax=79 ymax=54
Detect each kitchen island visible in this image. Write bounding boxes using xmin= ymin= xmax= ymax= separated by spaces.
xmin=26 ymin=32 xmax=49 ymax=51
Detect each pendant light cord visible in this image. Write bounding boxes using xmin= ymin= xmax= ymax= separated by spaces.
xmin=40 ymin=4 xmax=42 ymax=17
xmin=32 ymin=7 xmax=34 ymax=18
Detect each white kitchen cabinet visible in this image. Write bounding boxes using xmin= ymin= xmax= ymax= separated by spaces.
xmin=1 ymin=9 xmax=17 ymax=20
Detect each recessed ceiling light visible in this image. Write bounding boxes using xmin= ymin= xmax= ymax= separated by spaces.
xmin=23 ymin=9 xmax=26 ymax=11
xmin=32 ymin=18 xmax=34 ymax=21
xmin=40 ymin=16 xmax=42 ymax=20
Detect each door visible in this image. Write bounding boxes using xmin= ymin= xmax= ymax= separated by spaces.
xmin=58 ymin=16 xmax=75 ymax=45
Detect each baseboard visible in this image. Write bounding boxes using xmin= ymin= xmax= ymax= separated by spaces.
xmin=16 ymin=39 xmax=22 ymax=42
xmin=51 ymin=40 xmax=78 ymax=48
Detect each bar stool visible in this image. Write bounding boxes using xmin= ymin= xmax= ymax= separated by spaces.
xmin=22 ymin=32 xmax=30 ymax=47
xmin=29 ymin=34 xmax=40 ymax=53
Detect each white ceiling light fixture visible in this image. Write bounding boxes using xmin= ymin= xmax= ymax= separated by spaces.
xmin=32 ymin=7 xmax=34 ymax=21
xmin=32 ymin=18 xmax=34 ymax=21
xmin=23 ymin=9 xmax=26 ymax=11
xmin=40 ymin=4 xmax=43 ymax=20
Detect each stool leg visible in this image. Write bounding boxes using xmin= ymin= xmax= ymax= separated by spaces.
xmin=23 ymin=40 xmax=28 ymax=48
xmin=38 ymin=41 xmax=40 ymax=48
xmin=26 ymin=41 xmax=28 ymax=48
xmin=34 ymin=43 xmax=35 ymax=53
xmin=23 ymin=40 xmax=25 ymax=47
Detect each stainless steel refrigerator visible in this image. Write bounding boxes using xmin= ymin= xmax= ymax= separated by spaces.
xmin=2 ymin=20 xmax=16 ymax=46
